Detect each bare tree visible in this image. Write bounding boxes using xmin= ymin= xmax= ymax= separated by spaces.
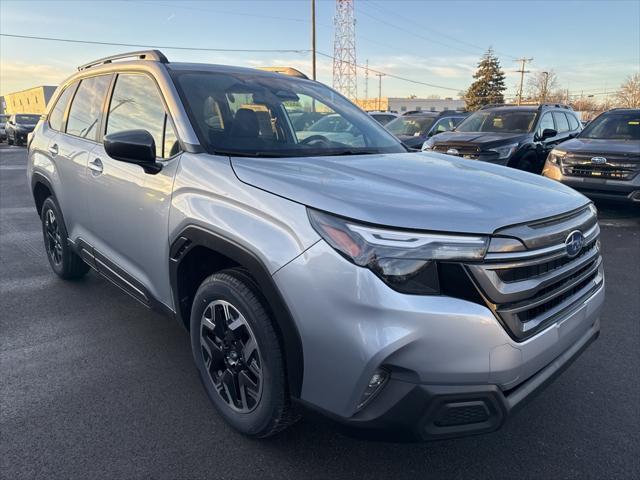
xmin=615 ymin=73 xmax=640 ymax=108
xmin=527 ymin=70 xmax=563 ymax=103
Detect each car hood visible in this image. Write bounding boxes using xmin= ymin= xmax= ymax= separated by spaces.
xmin=432 ymin=131 xmax=528 ymax=147
xmin=556 ymin=138 xmax=640 ymax=158
xmin=230 ymin=152 xmax=589 ymax=234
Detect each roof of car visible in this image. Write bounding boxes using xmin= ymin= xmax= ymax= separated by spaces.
xmin=602 ymin=108 xmax=640 ymax=114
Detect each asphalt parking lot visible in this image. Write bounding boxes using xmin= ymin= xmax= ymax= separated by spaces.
xmin=1 ymin=143 xmax=638 ymax=479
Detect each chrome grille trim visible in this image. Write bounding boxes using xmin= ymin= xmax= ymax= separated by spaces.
xmin=560 ymin=153 xmax=640 ymax=180
xmin=466 ymin=206 xmax=603 ymax=340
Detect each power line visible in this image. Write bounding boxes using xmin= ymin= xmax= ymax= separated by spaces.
xmin=515 ymin=57 xmax=533 ymax=105
xmin=0 ymin=33 xmax=310 ymax=54
xmin=365 ymin=0 xmax=519 ymax=60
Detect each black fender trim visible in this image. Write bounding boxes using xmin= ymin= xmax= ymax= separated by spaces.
xmin=31 ymin=171 xmax=56 ymax=212
xmin=169 ymin=225 xmax=304 ymax=397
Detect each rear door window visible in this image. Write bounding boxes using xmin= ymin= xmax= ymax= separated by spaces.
xmin=48 ymin=83 xmax=78 ymax=132
xmin=552 ymin=112 xmax=569 ymax=133
xmin=66 ymin=75 xmax=112 ymax=141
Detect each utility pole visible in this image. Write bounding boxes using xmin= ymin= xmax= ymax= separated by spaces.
xmin=364 ymin=59 xmax=369 ymax=101
xmin=311 ymin=0 xmax=316 ymax=80
xmin=515 ymin=57 xmax=533 ymax=105
xmin=540 ymin=71 xmax=549 ymax=104
xmin=376 ymin=72 xmax=385 ymax=111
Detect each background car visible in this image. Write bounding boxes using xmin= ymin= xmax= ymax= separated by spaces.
xmin=543 ymin=108 xmax=640 ymax=203
xmin=0 ymin=114 xmax=9 ymax=142
xmin=5 ymin=113 xmax=40 ymax=146
xmin=385 ymin=110 xmax=467 ymax=150
xmin=423 ymin=104 xmax=582 ymax=173
xmin=368 ymin=111 xmax=398 ymax=125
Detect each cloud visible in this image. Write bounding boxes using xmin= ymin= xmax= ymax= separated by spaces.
xmin=0 ymin=62 xmax=70 ymax=95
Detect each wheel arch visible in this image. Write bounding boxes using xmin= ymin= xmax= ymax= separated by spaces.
xmin=31 ymin=172 xmax=55 ymax=216
xmin=169 ymin=225 xmax=304 ymax=398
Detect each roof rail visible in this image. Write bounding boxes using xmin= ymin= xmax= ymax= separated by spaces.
xmin=78 ymin=50 xmax=169 ymax=71
xmin=538 ymin=103 xmax=573 ymax=110
xmin=257 ymin=66 xmax=309 ymax=79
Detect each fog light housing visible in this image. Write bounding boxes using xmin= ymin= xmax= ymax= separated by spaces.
xmin=356 ymin=369 xmax=389 ymax=411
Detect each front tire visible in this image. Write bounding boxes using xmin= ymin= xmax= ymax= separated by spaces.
xmin=40 ymin=197 xmax=90 ymax=280
xmin=190 ymin=268 xmax=297 ymax=437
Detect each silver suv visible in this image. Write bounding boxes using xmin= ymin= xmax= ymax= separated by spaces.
xmin=27 ymin=51 xmax=605 ymax=440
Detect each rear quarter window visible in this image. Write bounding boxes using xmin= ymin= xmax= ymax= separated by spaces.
xmin=48 ymin=83 xmax=78 ymax=132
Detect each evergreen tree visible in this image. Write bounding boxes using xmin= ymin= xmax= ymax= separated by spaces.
xmin=464 ymin=48 xmax=507 ymax=111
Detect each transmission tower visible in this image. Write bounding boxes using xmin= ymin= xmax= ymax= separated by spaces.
xmin=333 ymin=0 xmax=357 ymax=100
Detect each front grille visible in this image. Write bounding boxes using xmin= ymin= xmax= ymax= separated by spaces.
xmin=561 ymin=153 xmax=640 ymax=180
xmin=466 ymin=206 xmax=603 ymax=340
xmin=433 ymin=144 xmax=481 ymax=158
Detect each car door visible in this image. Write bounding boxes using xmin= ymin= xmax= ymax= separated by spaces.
xmin=86 ymin=72 xmax=182 ymax=308
xmin=51 ymin=75 xmax=112 ymax=243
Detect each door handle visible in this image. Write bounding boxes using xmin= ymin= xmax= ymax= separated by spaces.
xmin=48 ymin=144 xmax=58 ymax=156
xmin=89 ymin=158 xmax=103 ymax=174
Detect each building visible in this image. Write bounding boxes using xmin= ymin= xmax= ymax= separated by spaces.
xmin=356 ymin=97 xmax=466 ymax=113
xmin=1 ymin=86 xmax=56 ymax=115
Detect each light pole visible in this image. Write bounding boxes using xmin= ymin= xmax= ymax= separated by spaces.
xmin=311 ymin=0 xmax=316 ymax=80
xmin=376 ymin=73 xmax=385 ymax=111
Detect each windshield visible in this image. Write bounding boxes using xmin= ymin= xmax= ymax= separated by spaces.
xmin=579 ymin=113 xmax=640 ymax=140
xmin=16 ymin=115 xmax=40 ymax=124
xmin=386 ymin=116 xmax=436 ymax=136
xmin=172 ymin=71 xmax=405 ymax=157
xmin=456 ymin=110 xmax=536 ymax=133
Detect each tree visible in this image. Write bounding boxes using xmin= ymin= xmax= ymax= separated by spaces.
xmin=463 ymin=48 xmax=507 ymax=111
xmin=527 ymin=70 xmax=563 ymax=103
xmin=616 ymin=73 xmax=640 ymax=108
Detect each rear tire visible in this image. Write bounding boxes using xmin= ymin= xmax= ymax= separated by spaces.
xmin=190 ymin=268 xmax=298 ymax=437
xmin=40 ymin=197 xmax=90 ymax=280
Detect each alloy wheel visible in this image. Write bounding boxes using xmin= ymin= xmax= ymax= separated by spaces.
xmin=44 ymin=208 xmax=63 ymax=266
xmin=200 ymin=300 xmax=263 ymax=413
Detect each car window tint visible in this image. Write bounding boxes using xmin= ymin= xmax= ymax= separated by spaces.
xmin=567 ymin=113 xmax=580 ymax=131
xmin=49 ymin=83 xmax=78 ymax=132
xmin=66 ymin=75 xmax=111 ymax=141
xmin=433 ymin=117 xmax=456 ymax=133
xmin=552 ymin=112 xmax=569 ymax=132
xmin=538 ymin=113 xmax=555 ymax=134
xmin=106 ymin=74 xmax=167 ymax=158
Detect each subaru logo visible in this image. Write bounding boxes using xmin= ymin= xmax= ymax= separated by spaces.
xmin=446 ymin=148 xmax=460 ymax=156
xmin=591 ymin=156 xmax=607 ymax=165
xmin=565 ymin=230 xmax=584 ymax=258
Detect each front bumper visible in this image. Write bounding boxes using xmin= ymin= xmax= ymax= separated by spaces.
xmin=334 ymin=319 xmax=599 ymax=440
xmin=274 ymin=240 xmax=604 ymax=439
xmin=543 ymin=160 xmax=640 ymax=203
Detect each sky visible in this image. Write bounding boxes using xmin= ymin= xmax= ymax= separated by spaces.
xmin=1 ymin=0 xmax=639 ymax=101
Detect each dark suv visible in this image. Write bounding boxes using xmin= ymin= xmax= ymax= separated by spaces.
xmin=543 ymin=108 xmax=640 ymax=203
xmin=386 ymin=110 xmax=468 ymax=150
xmin=423 ymin=104 xmax=582 ymax=173
xmin=5 ymin=114 xmax=41 ymax=146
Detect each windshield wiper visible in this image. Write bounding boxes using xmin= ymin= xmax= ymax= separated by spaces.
xmin=317 ymin=149 xmax=380 ymax=156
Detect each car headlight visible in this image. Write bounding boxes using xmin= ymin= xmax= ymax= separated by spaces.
xmin=422 ymin=137 xmax=435 ymax=151
xmin=488 ymin=143 xmax=519 ymax=160
xmin=307 ymin=209 xmax=489 ymax=295
xmin=547 ymin=149 xmax=566 ymax=165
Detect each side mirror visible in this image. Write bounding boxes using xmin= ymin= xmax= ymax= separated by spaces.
xmin=540 ymin=128 xmax=557 ymax=140
xmin=104 ymin=130 xmax=161 ymax=174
